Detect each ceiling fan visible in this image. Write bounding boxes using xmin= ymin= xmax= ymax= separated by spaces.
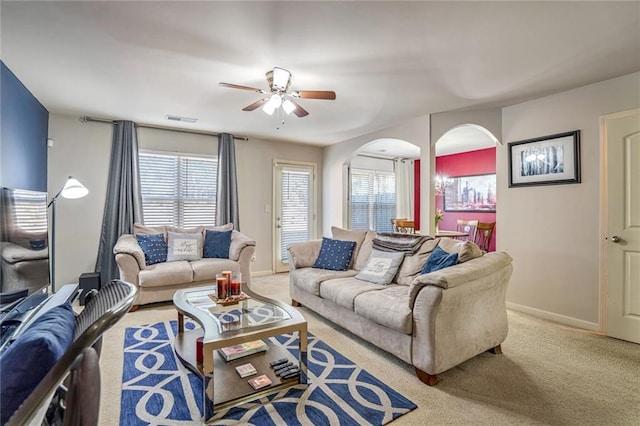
xmin=219 ymin=67 xmax=336 ymax=118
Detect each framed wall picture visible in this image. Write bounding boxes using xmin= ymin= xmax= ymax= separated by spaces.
xmin=444 ymin=173 xmax=496 ymax=212
xmin=508 ymin=130 xmax=581 ymax=187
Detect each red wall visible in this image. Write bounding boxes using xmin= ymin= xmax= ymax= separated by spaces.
xmin=435 ymin=148 xmax=497 ymax=251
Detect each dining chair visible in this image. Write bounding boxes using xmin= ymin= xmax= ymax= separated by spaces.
xmin=390 ymin=218 xmax=407 ymax=233
xmin=396 ymin=219 xmax=416 ymax=234
xmin=455 ymin=219 xmax=478 ymax=242
xmin=474 ymin=222 xmax=495 ymax=252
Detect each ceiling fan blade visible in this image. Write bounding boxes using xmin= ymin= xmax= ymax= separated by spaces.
xmin=293 ymin=90 xmax=336 ymax=100
xmin=290 ymin=100 xmax=309 ymax=117
xmin=219 ymin=82 xmax=265 ymax=93
xmin=242 ymin=98 xmax=267 ymax=111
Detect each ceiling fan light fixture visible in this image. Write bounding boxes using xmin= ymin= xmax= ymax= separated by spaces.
xmin=272 ymin=67 xmax=291 ymax=91
xmin=282 ymin=99 xmax=296 ymax=115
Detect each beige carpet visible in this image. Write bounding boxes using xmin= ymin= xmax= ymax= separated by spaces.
xmin=99 ymin=274 xmax=640 ymax=425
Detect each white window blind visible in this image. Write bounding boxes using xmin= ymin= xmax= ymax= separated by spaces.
xmin=139 ymin=152 xmax=217 ymax=227
xmin=12 ymin=190 xmax=48 ymax=234
xmin=350 ymin=168 xmax=395 ymax=232
xmin=280 ymin=168 xmax=312 ymax=263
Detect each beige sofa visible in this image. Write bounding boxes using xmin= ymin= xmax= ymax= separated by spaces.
xmin=114 ymin=224 xmax=255 ymax=309
xmin=288 ymin=227 xmax=513 ymax=385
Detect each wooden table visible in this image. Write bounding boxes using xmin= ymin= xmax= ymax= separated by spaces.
xmin=173 ymin=285 xmax=308 ymax=422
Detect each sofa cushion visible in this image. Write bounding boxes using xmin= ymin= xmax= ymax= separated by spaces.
xmin=167 ymin=231 xmax=202 ymax=262
xmin=203 ymin=230 xmax=232 ymax=259
xmin=135 ymin=233 xmax=167 ymax=265
xmin=355 ymin=249 xmax=405 ymax=285
xmin=290 ymin=268 xmax=358 ymax=296
xmin=138 ymin=260 xmax=193 ymax=288
xmin=354 ymin=285 xmax=413 ymax=334
xmin=319 ymin=277 xmax=385 ymax=311
xmin=331 ymin=226 xmax=368 ymax=269
xmin=134 ymin=223 xmax=168 ymax=240
xmin=313 ymin=237 xmax=356 ymax=271
xmin=354 ymin=231 xmax=377 ymax=271
xmin=422 ymin=246 xmax=458 ymax=274
xmin=203 ymin=223 xmax=234 ymax=235
xmin=191 ymin=258 xmax=239 ymax=282
xmin=396 ymin=238 xmax=441 ymax=285
xmin=168 ymin=225 xmax=205 ymax=235
xmin=0 ymin=302 xmax=75 ymax=424
xmin=437 ymin=239 xmax=483 ymax=263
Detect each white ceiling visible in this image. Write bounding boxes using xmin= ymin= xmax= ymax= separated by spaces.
xmin=2 ymin=2 xmax=639 ymax=150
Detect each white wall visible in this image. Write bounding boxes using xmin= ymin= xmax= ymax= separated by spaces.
xmin=47 ymin=115 xmax=323 ymax=285
xmin=322 ymin=115 xmax=430 ymax=236
xmin=499 ymin=71 xmax=640 ymax=330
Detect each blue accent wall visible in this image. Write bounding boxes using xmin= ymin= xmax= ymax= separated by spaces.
xmin=1 ymin=61 xmax=49 ymax=192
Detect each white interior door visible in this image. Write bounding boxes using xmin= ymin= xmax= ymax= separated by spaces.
xmin=273 ymin=161 xmax=316 ymax=273
xmin=604 ymin=108 xmax=640 ymax=344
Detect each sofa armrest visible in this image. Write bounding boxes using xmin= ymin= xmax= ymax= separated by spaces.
xmin=229 ymin=231 xmax=256 ymax=262
xmin=410 ymin=251 xmax=513 ymax=375
xmin=113 ymin=234 xmax=146 ymax=271
xmin=408 ymin=252 xmax=513 ymax=307
xmin=287 ymin=240 xmax=322 ymax=270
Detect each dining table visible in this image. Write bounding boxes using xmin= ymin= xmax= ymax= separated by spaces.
xmin=434 ymin=230 xmax=469 ymax=238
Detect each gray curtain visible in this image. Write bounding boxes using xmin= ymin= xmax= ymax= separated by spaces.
xmin=216 ymin=133 xmax=240 ymax=230
xmin=95 ymin=121 xmax=143 ymax=284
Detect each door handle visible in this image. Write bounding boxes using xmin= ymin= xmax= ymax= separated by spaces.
xmin=610 ymin=235 xmax=621 ymax=243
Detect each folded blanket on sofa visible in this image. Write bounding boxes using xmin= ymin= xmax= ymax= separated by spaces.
xmin=373 ymin=233 xmax=433 ymax=255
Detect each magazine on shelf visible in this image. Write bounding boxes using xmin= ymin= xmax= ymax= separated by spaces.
xmin=218 ymin=339 xmax=268 ymax=361
xmin=235 ymin=362 xmax=258 ymax=378
xmin=248 ymin=374 xmax=272 ymax=390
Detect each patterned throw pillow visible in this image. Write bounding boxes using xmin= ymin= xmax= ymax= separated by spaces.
xmin=167 ymin=232 xmax=202 ymax=262
xmin=421 ymin=246 xmax=458 ymax=274
xmin=203 ymin=230 xmax=232 ymax=259
xmin=136 ymin=233 xmax=167 ymax=265
xmin=355 ymin=249 xmax=405 ymax=285
xmin=313 ymin=237 xmax=356 ymax=271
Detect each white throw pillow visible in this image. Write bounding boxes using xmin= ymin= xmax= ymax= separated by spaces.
xmin=166 ymin=231 xmax=202 ymax=262
xmin=355 ymin=249 xmax=405 ymax=285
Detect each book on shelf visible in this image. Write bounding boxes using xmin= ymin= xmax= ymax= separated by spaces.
xmin=218 ymin=339 xmax=268 ymax=361
xmin=235 ymin=362 xmax=257 ymax=378
xmin=248 ymin=374 xmax=272 ymax=390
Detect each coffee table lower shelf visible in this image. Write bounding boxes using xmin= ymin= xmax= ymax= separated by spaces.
xmin=174 ymin=329 xmax=304 ymax=409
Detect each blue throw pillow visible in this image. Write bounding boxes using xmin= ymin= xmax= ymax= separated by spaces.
xmin=136 ymin=233 xmax=167 ymax=265
xmin=203 ymin=230 xmax=232 ymax=259
xmin=313 ymin=237 xmax=356 ymax=271
xmin=421 ymin=246 xmax=459 ymax=274
xmin=0 ymin=302 xmax=76 ymax=423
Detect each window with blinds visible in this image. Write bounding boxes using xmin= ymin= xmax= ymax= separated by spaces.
xmin=139 ymin=152 xmax=217 ymax=227
xmin=12 ymin=189 xmax=48 ymax=234
xmin=350 ymin=168 xmax=395 ymax=232
xmin=279 ymin=168 xmax=312 ymax=263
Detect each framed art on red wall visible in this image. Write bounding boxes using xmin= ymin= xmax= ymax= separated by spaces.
xmin=444 ymin=173 xmax=496 ymax=212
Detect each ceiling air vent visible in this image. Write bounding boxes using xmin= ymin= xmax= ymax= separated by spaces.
xmin=166 ymin=115 xmax=198 ymax=123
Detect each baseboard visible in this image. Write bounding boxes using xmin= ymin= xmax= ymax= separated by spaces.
xmin=251 ymin=270 xmax=275 ymax=277
xmin=506 ymin=302 xmax=601 ymax=332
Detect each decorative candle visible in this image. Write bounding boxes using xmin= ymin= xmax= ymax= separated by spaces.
xmin=216 ymin=274 xmax=228 ymax=299
xmin=230 ymin=272 xmax=242 ymax=296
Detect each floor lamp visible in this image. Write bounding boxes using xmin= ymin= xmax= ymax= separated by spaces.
xmin=48 ymin=176 xmax=89 ymax=292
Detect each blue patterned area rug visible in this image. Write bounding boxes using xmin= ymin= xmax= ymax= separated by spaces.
xmin=120 ymin=320 xmax=417 ymax=425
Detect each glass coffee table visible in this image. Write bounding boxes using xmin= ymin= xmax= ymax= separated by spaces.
xmin=173 ymin=284 xmax=308 ymax=423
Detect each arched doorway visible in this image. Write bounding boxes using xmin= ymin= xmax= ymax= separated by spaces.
xmin=346 ymin=138 xmax=421 ymax=232
xmin=434 ymin=124 xmax=499 ymax=250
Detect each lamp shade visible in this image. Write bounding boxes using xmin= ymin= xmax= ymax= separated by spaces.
xmin=60 ymin=176 xmax=89 ymax=199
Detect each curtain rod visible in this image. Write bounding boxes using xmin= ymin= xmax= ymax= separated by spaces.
xmin=80 ymin=116 xmax=249 ymax=141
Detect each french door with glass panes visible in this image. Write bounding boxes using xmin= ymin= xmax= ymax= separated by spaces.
xmin=273 ymin=161 xmax=317 ymax=273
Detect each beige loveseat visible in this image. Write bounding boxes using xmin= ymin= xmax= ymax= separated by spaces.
xmin=288 ymin=227 xmax=513 ymax=385
xmin=114 ymin=224 xmax=255 ymax=309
